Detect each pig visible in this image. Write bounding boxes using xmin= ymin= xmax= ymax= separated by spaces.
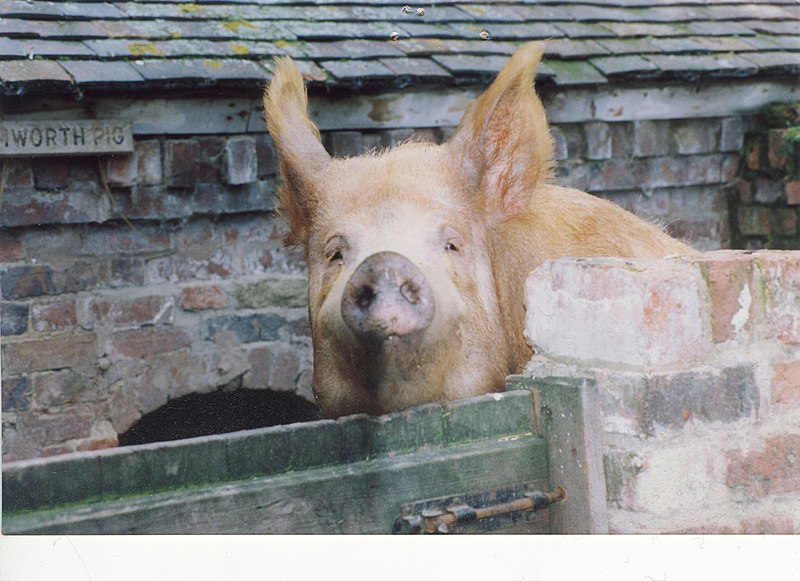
xmin=263 ymin=41 xmax=693 ymax=419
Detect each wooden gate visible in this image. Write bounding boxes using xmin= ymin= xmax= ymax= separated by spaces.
xmin=2 ymin=377 xmax=606 ymax=534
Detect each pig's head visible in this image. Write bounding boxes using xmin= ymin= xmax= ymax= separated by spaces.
xmin=263 ymin=42 xmax=553 ymax=417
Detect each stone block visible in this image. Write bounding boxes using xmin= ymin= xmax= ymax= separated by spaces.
xmin=772 ymin=359 xmax=800 ymax=405
xmin=30 ymin=299 xmax=75 ymax=334
xmin=1 ymin=302 xmax=29 ymax=336
xmin=179 ymin=283 xmax=228 ymax=311
xmin=673 ymin=118 xmax=721 ymax=155
xmin=202 ymin=313 xmax=288 ymax=343
xmin=224 ymin=136 xmax=257 ymax=185
xmin=633 ymin=120 xmax=670 ymax=158
xmin=584 ymin=122 xmax=612 ymax=160
xmin=84 ymin=294 xmax=173 ymax=329
xmin=2 ymin=333 xmax=97 ymax=375
xmin=136 ymin=139 xmax=162 ymax=186
xmin=33 ymin=369 xmax=99 ymax=407
xmin=108 ymin=327 xmax=189 ymax=359
xmin=234 ymin=276 xmax=308 ymax=309
xmin=2 ymin=375 xmax=31 ymax=411
xmin=525 ymin=257 xmax=708 ymax=368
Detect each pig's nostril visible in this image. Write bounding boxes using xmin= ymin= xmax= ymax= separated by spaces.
xmin=355 ymin=285 xmax=376 ymax=310
xmin=400 ymin=281 xmax=420 ymax=305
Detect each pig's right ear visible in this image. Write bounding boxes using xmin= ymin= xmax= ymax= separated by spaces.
xmin=263 ymin=57 xmax=331 ymax=245
xmin=447 ymin=42 xmax=554 ymax=225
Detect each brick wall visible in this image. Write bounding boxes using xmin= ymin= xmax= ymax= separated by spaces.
xmin=0 ymin=92 xmax=790 ymax=460
xmin=525 ymin=250 xmax=800 ymax=534
xmin=729 ymin=103 xmax=800 ymax=250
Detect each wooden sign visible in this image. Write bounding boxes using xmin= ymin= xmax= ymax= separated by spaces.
xmin=0 ymin=120 xmax=133 ymax=157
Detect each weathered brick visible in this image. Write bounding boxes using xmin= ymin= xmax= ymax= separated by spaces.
xmin=644 ymin=366 xmax=758 ymax=432
xmin=1 ymin=302 xmax=28 ymax=335
xmin=633 ymin=120 xmax=671 ymax=157
xmin=110 ymin=258 xmax=145 ymax=287
xmin=773 ymin=208 xmax=798 ymax=236
xmin=786 ymin=181 xmax=800 ymax=206
xmin=179 ymin=283 xmax=228 ymax=311
xmin=85 ymin=294 xmax=173 ymax=329
xmin=81 ymin=224 xmax=171 ymax=256
xmin=51 ymin=259 xmax=110 ymax=294
xmin=754 ymin=177 xmax=784 ymax=204
xmin=698 ymin=253 xmax=757 ymax=343
xmin=235 ymin=277 xmax=308 ymax=308
xmin=1 ymin=189 xmax=109 ymax=228
xmin=737 ymin=206 xmax=771 ymax=236
xmin=767 ymin=128 xmax=790 ymax=170
xmin=136 ymin=139 xmax=162 ymax=186
xmin=550 ymin=126 xmax=569 ymax=161
xmin=105 ymin=153 xmax=137 ymax=187
xmin=720 ymin=117 xmax=745 ymax=152
xmin=745 ymin=135 xmax=765 ymax=170
xmin=166 ymin=139 xmax=200 ymax=188
xmin=643 ymin=155 xmax=721 ymax=189
xmin=2 ymin=333 xmax=97 ymax=375
xmin=31 ymin=298 xmax=77 ymax=333
xmin=0 ymin=231 xmax=24 ymax=261
xmin=32 ymin=158 xmax=69 ymax=190
xmin=324 ymin=130 xmax=365 ymax=157
xmin=584 ymin=122 xmax=612 ymax=160
xmin=727 ymin=434 xmax=800 ymax=499
xmin=109 ymin=327 xmax=190 ymax=359
xmin=33 ymin=369 xmax=99 ymax=407
xmin=772 ymin=359 xmax=800 ymax=405
xmin=2 ymin=375 xmax=31 ymax=411
xmin=254 ymin=133 xmax=277 ymax=177
xmin=4 ymin=158 xmax=33 ymax=188
xmin=197 ymin=137 xmax=224 ymax=183
xmin=16 ymin=406 xmax=96 ymax=445
xmin=525 ymin=257 xmax=707 ymax=367
xmin=225 ymin=136 xmax=257 ymax=185
xmin=0 ymin=264 xmax=55 ymax=299
xmin=202 ymin=313 xmax=288 ymax=343
xmin=673 ymin=119 xmax=721 ymax=155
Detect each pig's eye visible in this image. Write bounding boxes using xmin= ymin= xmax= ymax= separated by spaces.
xmin=324 ymin=236 xmax=347 ymax=264
xmin=445 ymin=242 xmax=460 ymax=252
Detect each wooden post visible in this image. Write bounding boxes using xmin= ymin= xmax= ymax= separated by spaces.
xmin=510 ymin=375 xmax=609 ymax=534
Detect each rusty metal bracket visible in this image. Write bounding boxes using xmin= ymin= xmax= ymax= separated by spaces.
xmin=393 ymin=484 xmax=566 ymax=534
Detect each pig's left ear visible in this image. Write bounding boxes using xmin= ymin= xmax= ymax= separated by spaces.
xmin=447 ymin=42 xmax=554 ymax=224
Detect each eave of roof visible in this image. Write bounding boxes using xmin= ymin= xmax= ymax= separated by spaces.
xmin=0 ymin=0 xmax=798 ymax=98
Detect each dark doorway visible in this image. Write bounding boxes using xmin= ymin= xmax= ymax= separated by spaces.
xmin=119 ymin=389 xmax=321 ymax=446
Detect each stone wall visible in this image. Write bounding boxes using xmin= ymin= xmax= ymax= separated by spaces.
xmin=525 ymin=250 xmax=800 ymax=534
xmin=0 ymin=84 xmax=795 ymax=460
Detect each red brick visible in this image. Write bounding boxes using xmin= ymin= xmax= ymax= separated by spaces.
xmin=0 ymin=231 xmax=24 ymax=261
xmin=767 ymin=128 xmax=789 ymax=170
xmin=1 ymin=189 xmax=108 ymax=228
xmin=31 ymin=298 xmax=77 ymax=333
xmin=33 ymin=369 xmax=99 ymax=407
xmin=0 ymin=264 xmax=54 ymax=299
xmin=16 ymin=406 xmax=95 ymax=445
xmin=81 ymin=225 xmax=171 ymax=255
xmin=180 ymin=283 xmax=228 ymax=310
xmin=4 ymin=158 xmax=33 ymax=188
xmin=699 ymin=254 xmax=756 ymax=343
xmin=2 ymin=333 xmax=97 ymax=374
xmin=745 ymin=135 xmax=764 ymax=170
xmin=726 ymin=434 xmax=800 ymax=499
xmin=773 ymin=208 xmax=798 ymax=235
xmin=32 ymin=158 xmax=69 ymax=190
xmin=78 ymin=437 xmax=119 ymax=452
xmin=166 ymin=139 xmax=200 ymax=188
xmin=109 ymin=327 xmax=190 ymax=359
xmin=773 ymin=360 xmax=800 ymax=405
xmin=106 ymin=153 xmax=137 ymax=187
xmin=88 ymin=294 xmax=173 ymax=328
xmin=786 ymin=180 xmax=800 ymax=206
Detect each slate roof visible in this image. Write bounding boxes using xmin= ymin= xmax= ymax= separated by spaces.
xmin=0 ymin=0 xmax=798 ymax=97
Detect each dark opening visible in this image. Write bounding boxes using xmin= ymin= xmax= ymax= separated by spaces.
xmin=118 ymin=389 xmax=322 ymax=446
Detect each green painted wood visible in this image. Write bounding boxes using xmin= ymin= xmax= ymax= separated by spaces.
xmin=4 ymin=436 xmax=549 ymax=534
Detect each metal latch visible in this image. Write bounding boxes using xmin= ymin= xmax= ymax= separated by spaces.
xmin=392 ymin=484 xmax=566 ymax=534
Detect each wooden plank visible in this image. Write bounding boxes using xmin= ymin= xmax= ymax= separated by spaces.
xmin=525 ymin=376 xmax=610 ymax=534
xmin=3 ymin=435 xmax=549 ymax=534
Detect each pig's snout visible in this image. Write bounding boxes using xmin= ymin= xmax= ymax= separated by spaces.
xmin=341 ymin=251 xmax=435 ymax=341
